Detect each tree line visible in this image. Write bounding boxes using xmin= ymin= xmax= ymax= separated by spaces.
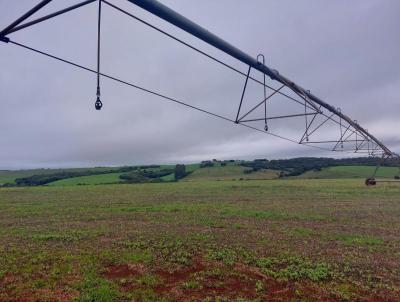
xmin=240 ymin=157 xmax=398 ymax=177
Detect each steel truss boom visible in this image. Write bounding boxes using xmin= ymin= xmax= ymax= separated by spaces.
xmin=125 ymin=0 xmax=395 ymax=157
xmin=0 ymin=0 xmax=397 ymax=161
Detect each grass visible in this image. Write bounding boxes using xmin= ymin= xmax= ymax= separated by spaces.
xmin=184 ymin=165 xmax=278 ymax=181
xmin=298 ymin=165 xmax=399 ymax=179
xmin=76 ymin=276 xmax=117 ymax=302
xmin=255 ymin=255 xmax=331 ymax=281
xmin=335 ymin=234 xmax=384 ymax=246
xmin=48 ymin=172 xmax=123 ymax=186
xmin=0 ymin=179 xmax=399 ymax=301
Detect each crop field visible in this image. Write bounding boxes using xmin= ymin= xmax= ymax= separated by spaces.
xmin=0 ymin=179 xmax=399 ymax=301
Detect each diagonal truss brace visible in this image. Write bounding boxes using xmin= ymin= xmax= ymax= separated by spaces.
xmin=235 ymin=66 xmax=251 ymax=123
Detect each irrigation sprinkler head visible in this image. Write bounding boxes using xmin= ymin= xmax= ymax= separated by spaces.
xmin=95 ymin=96 xmax=103 ymax=110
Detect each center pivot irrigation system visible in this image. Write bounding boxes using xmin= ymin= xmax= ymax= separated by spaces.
xmin=1 ymin=0 xmax=399 ymax=185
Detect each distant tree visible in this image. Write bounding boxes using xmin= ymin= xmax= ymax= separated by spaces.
xmin=200 ymin=161 xmax=214 ymax=168
xmin=221 ymin=162 xmax=227 ymax=167
xmin=119 ymin=171 xmax=149 ymax=183
xmin=239 ymin=156 xmax=393 ymax=178
xmin=174 ymin=164 xmax=187 ymax=180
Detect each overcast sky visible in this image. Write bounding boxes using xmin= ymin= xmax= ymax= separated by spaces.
xmin=0 ymin=0 xmax=399 ymax=169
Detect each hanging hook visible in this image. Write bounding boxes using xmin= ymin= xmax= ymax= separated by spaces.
xmin=257 ymin=54 xmax=265 ymax=65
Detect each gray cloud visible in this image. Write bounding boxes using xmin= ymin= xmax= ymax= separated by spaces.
xmin=0 ymin=0 xmax=399 ymax=169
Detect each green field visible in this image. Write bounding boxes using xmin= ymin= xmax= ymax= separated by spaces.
xmin=0 ymin=179 xmax=399 ymax=301
xmin=0 ymin=167 xmax=121 ymax=185
xmin=0 ymin=169 xmax=64 ymax=185
xmin=183 ymin=166 xmax=279 ymax=181
xmin=3 ymin=164 xmax=398 ymax=187
xmin=298 ymin=165 xmax=399 ymax=179
xmin=48 ymin=173 xmax=124 ymax=186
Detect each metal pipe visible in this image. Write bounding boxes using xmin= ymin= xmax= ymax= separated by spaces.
xmin=0 ymin=0 xmax=53 ymax=36
xmin=6 ymin=0 xmax=97 ymax=35
xmin=126 ymin=0 xmax=278 ymax=79
xmin=125 ymin=0 xmax=394 ymax=157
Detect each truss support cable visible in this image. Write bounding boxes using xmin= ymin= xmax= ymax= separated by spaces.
xmin=112 ymin=0 xmax=370 ymax=139
xmin=332 ymin=124 xmax=351 ymax=151
xmin=101 ymin=0 xmax=316 ymax=113
xmin=299 ymin=109 xmax=318 ymax=143
xmin=103 ymin=1 xmax=377 ymax=153
xmin=125 ymin=0 xmax=394 ymax=157
xmin=5 ymin=38 xmax=340 ymax=153
xmin=238 ymin=84 xmax=285 ymax=122
xmin=4 ymin=38 xmax=395 ymax=157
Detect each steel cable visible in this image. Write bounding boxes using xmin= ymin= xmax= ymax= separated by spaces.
xmin=7 ymin=39 xmax=336 ymax=152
